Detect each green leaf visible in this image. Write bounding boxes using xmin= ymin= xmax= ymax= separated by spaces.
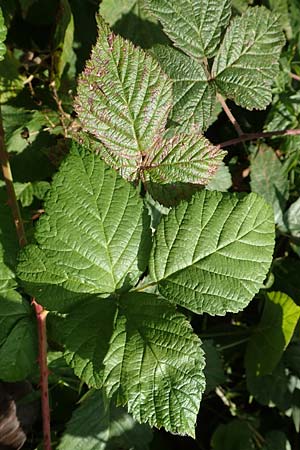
xmin=147 ymin=0 xmax=232 ymax=60
xmin=58 ymin=389 xmax=152 ymax=450
xmin=271 ymin=258 xmax=300 ymax=304
xmin=14 ymin=181 xmax=50 ymax=207
xmin=206 ymin=162 xmax=232 ymax=192
xmin=212 ymin=6 xmax=285 ymax=110
xmin=103 ymin=292 xmax=205 ymax=437
xmin=150 ymin=190 xmax=275 ymax=315
xmin=211 ymin=419 xmax=255 ymax=450
xmin=144 ymin=134 xmax=226 ymax=184
xmin=100 ymin=0 xmax=137 ymax=26
xmin=0 ymin=187 xmax=19 ymax=270
xmin=75 ymin=16 xmax=172 ymax=181
xmin=246 ymin=361 xmax=291 ymax=410
xmin=245 ymin=292 xmax=300 ymax=377
xmin=0 ymin=51 xmax=26 ymax=103
xmin=281 ymin=198 xmax=300 ymax=239
xmin=75 ymin=17 xmax=224 ymax=188
xmin=250 ymin=145 xmax=289 ymax=225
xmin=1 ymin=106 xmax=47 ymax=154
xmin=0 ymin=7 xmax=7 ymax=61
xmin=17 ymin=143 xmax=151 ymax=311
xmin=58 ymin=296 xmax=117 ymax=388
xmin=267 ymin=0 xmax=292 ymax=40
xmin=202 ymin=340 xmax=225 ymax=394
xmin=112 ymin=0 xmax=170 ymax=50
xmin=152 ymin=45 xmax=216 ymax=132
xmin=52 ymin=0 xmax=76 ymax=84
xmin=262 ymin=431 xmax=291 ymax=450
xmin=0 ymin=268 xmax=38 ymax=381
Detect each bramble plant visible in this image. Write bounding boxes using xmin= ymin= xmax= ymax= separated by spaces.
xmin=1 ymin=0 xmax=300 ymax=449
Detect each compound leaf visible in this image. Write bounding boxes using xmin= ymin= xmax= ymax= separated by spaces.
xmin=245 ymin=292 xmax=300 ymax=377
xmin=17 ymin=143 xmax=151 ymax=311
xmin=150 ymin=190 xmax=275 ymax=315
xmin=75 ymin=15 xmax=172 ymax=181
xmin=103 ymin=292 xmax=205 ymax=437
xmin=58 ymin=389 xmax=152 ymax=450
xmin=147 ymin=0 xmax=231 ymax=60
xmin=152 ymin=45 xmax=216 ymax=132
xmin=212 ymin=6 xmax=285 ymax=110
xmin=0 ymin=7 xmax=7 ymax=60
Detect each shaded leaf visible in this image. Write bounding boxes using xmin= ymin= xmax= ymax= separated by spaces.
xmin=58 ymin=296 xmax=117 ymax=388
xmin=212 ymin=6 xmax=285 ymax=109
xmin=147 ymin=0 xmax=231 ymax=60
xmin=245 ymin=292 xmax=300 ymax=377
xmin=250 ymin=145 xmax=289 ymax=225
xmin=17 ymin=143 xmax=151 ymax=311
xmin=0 ymin=269 xmax=38 ymax=381
xmin=52 ymin=0 xmax=76 ymax=85
xmin=281 ymin=197 xmax=300 ymax=239
xmin=202 ymin=340 xmax=225 ymax=394
xmin=58 ymin=389 xmax=152 ymax=450
xmin=271 ymin=258 xmax=300 ymax=304
xmin=14 ymin=181 xmax=50 ymax=207
xmin=211 ymin=419 xmax=255 ymax=450
xmin=206 ymin=162 xmax=232 ymax=192
xmin=262 ymin=430 xmax=291 ymax=450
xmin=1 ymin=106 xmax=49 ymax=154
xmin=246 ymin=361 xmax=291 ymax=410
xmin=103 ymin=292 xmax=205 ymax=437
xmin=150 ymin=190 xmax=275 ymax=315
xmin=100 ymin=0 xmax=137 ymax=26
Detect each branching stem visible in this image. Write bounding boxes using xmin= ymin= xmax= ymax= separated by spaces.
xmin=217 ymin=94 xmax=244 ymax=136
xmin=217 ymin=128 xmax=300 ymax=149
xmin=0 ymin=108 xmax=52 ymax=450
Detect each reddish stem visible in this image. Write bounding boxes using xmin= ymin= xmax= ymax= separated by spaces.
xmin=0 ymin=108 xmax=52 ymax=450
xmin=217 ymin=128 xmax=300 ymax=149
xmin=32 ymin=300 xmax=51 ymax=450
xmin=217 ymin=94 xmax=244 ymax=137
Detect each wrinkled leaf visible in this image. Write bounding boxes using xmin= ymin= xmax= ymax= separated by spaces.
xmin=212 ymin=6 xmax=285 ymax=109
xmin=152 ymin=45 xmax=216 ymax=132
xmin=17 ymin=143 xmax=151 ymax=311
xmin=147 ymin=0 xmax=231 ymax=60
xmin=103 ymin=292 xmax=205 ymax=437
xmin=150 ymin=190 xmax=275 ymax=315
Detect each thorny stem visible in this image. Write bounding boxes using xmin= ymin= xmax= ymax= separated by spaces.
xmin=217 ymin=128 xmax=300 ymax=149
xmin=0 ymin=108 xmax=52 ymax=450
xmin=217 ymin=94 xmax=244 ymax=137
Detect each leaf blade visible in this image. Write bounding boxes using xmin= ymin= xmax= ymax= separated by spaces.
xmin=150 ymin=190 xmax=275 ymax=315
xmin=103 ymin=292 xmax=205 ymax=437
xmin=212 ymin=6 xmax=285 ymax=110
xmin=147 ymin=0 xmax=231 ymax=59
xmin=75 ymin=16 xmax=172 ymax=180
xmin=17 ymin=143 xmax=151 ymax=311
